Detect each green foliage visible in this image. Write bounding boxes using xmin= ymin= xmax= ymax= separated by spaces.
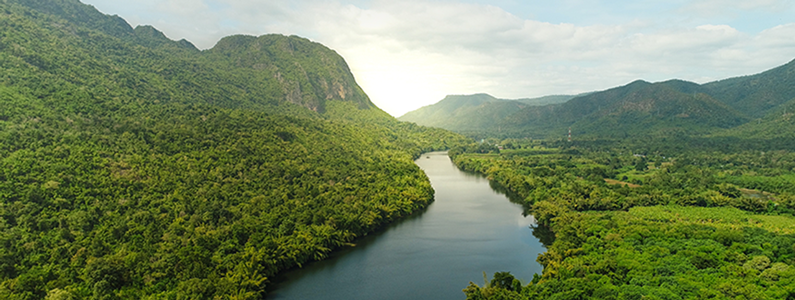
xmin=489 ymin=272 xmax=520 ymax=292
xmin=406 ymin=59 xmax=795 ymax=141
xmin=399 ymin=93 xmax=573 ymax=137
xmin=0 ymin=99 xmax=451 ymax=298
xmin=704 ymin=58 xmax=795 ymax=118
xmin=633 ymin=158 xmax=647 ymax=172
xmin=718 ymin=97 xmax=795 ymax=141
xmin=0 ymin=1 xmax=468 ymax=298
xmin=452 ymin=140 xmax=795 ymax=299
xmin=468 ymin=206 xmax=795 ymax=300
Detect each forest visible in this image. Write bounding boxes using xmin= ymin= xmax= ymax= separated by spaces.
xmin=453 ymin=138 xmax=795 ymax=299
xmin=5 ymin=0 xmax=795 ymax=299
xmin=401 ymin=58 xmax=795 ymax=141
xmin=0 ymin=0 xmax=468 ymax=299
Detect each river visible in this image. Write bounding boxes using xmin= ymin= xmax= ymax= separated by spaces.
xmin=268 ymin=151 xmax=546 ymax=299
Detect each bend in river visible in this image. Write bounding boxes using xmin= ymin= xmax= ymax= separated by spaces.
xmin=268 ymin=151 xmax=545 ymax=299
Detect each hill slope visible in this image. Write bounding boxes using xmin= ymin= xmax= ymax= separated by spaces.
xmin=718 ymin=97 xmax=795 ymax=139
xmin=453 ymin=80 xmax=747 ymax=139
xmin=0 ymin=0 xmax=467 ymax=299
xmin=569 ymin=80 xmax=748 ymax=138
xmin=402 ymin=59 xmax=795 ymax=139
xmin=704 ymin=58 xmax=795 ymax=118
xmin=398 ymin=93 xmax=574 ymax=134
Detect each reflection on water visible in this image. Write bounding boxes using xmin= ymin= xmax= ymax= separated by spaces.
xmin=531 ymin=223 xmax=556 ymax=248
xmin=268 ymin=151 xmax=545 ymax=300
xmin=488 ymin=180 xmax=533 ymax=212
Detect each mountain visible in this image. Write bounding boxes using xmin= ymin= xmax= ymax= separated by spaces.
xmin=2 ymin=0 xmax=382 ymax=117
xmin=717 ymin=97 xmax=795 ymax=139
xmin=497 ymin=80 xmax=656 ymax=137
xmin=560 ymin=80 xmax=748 ymax=138
xmin=0 ymin=0 xmax=467 ymax=299
xmin=402 ymin=59 xmax=795 ymax=139
xmin=205 ymin=34 xmax=374 ymax=112
xmin=704 ymin=58 xmax=795 ymax=118
xmin=516 ymin=94 xmax=579 ymax=106
xmin=398 ymin=93 xmax=574 ymax=134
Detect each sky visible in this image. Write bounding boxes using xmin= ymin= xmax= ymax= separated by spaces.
xmin=81 ymin=0 xmax=795 ymax=117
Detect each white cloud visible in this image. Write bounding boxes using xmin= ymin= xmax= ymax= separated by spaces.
xmin=757 ymin=23 xmax=795 ymax=47
xmin=682 ymin=0 xmax=792 ymax=15
xmin=156 ymin=0 xmax=210 ymax=17
xmin=83 ymin=0 xmax=795 ymax=116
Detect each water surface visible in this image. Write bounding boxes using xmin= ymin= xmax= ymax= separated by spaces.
xmin=268 ymin=151 xmax=545 ymax=299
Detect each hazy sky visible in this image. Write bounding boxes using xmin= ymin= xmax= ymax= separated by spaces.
xmin=81 ymin=0 xmax=795 ymax=117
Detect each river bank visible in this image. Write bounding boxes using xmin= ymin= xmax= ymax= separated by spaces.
xmin=267 ymin=151 xmax=544 ymax=299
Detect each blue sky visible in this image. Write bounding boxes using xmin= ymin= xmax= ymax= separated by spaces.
xmin=82 ymin=0 xmax=795 ymax=116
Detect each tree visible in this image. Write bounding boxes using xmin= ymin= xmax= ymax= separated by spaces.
xmin=634 ymin=158 xmax=647 ymax=172
xmin=490 ymin=272 xmax=517 ymax=291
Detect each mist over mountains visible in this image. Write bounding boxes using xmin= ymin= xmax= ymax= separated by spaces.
xmin=398 ymin=94 xmax=575 ymax=133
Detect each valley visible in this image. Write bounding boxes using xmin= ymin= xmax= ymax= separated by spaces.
xmin=269 ymin=152 xmax=544 ymax=300
xmin=2 ymin=0 xmax=795 ymax=299
xmin=0 ymin=1 xmax=466 ymax=298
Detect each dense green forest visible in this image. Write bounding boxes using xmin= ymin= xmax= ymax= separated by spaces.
xmin=6 ymin=0 xmax=795 ymax=299
xmin=0 ymin=0 xmax=468 ymax=299
xmin=452 ymin=139 xmax=795 ymax=299
xmin=401 ymin=59 xmax=795 ymax=140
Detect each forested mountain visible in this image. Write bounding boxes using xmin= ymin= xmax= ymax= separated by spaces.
xmin=398 ymin=93 xmax=574 ymax=135
xmin=718 ymin=97 xmax=795 ymax=139
xmin=704 ymin=58 xmax=795 ymax=118
xmin=561 ymin=80 xmax=748 ymax=138
xmin=401 ymin=59 xmax=795 ymax=139
xmin=3 ymin=0 xmax=376 ymax=116
xmin=0 ymin=0 xmax=467 ymax=299
xmin=516 ymin=95 xmax=577 ymax=106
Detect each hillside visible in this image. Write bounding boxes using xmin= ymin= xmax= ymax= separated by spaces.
xmin=717 ymin=97 xmax=795 ymax=139
xmin=398 ymin=93 xmax=574 ymax=134
xmin=497 ymin=79 xmax=749 ymax=139
xmin=569 ymin=81 xmax=748 ymax=138
xmin=0 ymin=0 xmax=467 ymax=299
xmin=704 ymin=58 xmax=795 ymax=118
xmin=516 ymin=94 xmax=578 ymax=106
xmin=3 ymin=0 xmax=385 ymax=117
xmin=497 ymin=80 xmax=656 ymax=138
xmin=402 ymin=60 xmax=795 ymax=139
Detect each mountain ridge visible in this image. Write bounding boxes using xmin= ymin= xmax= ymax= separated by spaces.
xmin=398 ymin=93 xmax=576 ymax=134
xmin=401 ymin=61 xmax=795 ymax=139
xmin=0 ymin=1 xmax=468 ymax=298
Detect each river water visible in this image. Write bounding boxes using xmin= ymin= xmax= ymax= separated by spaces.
xmin=268 ymin=151 xmax=545 ymax=299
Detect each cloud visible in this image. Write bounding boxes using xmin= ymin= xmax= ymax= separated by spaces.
xmin=302 ymin=1 xmax=795 ymax=115
xmin=681 ymin=0 xmax=792 ymax=16
xmin=83 ymin=0 xmax=795 ymax=116
xmin=757 ymin=23 xmax=795 ymax=47
xmin=156 ymin=0 xmax=210 ymax=17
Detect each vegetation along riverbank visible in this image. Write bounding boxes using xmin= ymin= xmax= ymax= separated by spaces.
xmin=0 ymin=1 xmax=468 ymax=298
xmin=452 ymin=139 xmax=795 ymax=299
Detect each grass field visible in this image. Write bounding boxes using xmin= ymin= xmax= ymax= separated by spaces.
xmin=628 ymin=205 xmax=795 ymax=234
